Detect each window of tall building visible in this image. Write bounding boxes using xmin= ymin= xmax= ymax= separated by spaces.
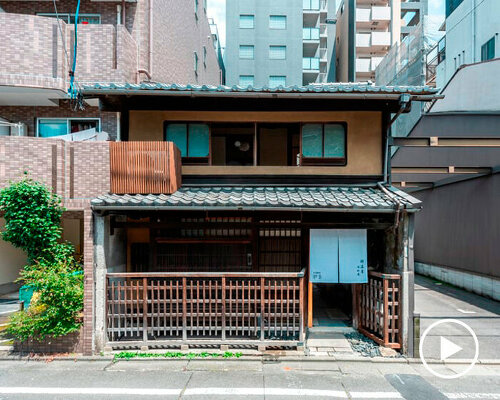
xmin=239 ymin=45 xmax=255 ymax=59
xmin=269 ymin=45 xmax=286 ymax=60
xmin=269 ymin=15 xmax=287 ymax=29
xmin=303 ymin=0 xmax=320 ymax=11
xmin=239 ymin=15 xmax=255 ymax=29
xmin=481 ymin=37 xmax=496 ymax=62
xmin=239 ymin=75 xmax=255 ymax=86
xmin=269 ymin=76 xmax=286 ymax=87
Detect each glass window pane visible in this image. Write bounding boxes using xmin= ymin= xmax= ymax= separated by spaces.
xmin=188 ymin=124 xmax=209 ymax=157
xmin=324 ymin=124 xmax=346 ymax=158
xmin=239 ymin=14 xmax=254 ymax=29
xmin=302 ymin=124 xmax=323 ymax=157
xmin=269 ymin=45 xmax=286 ymax=59
xmin=269 ymin=15 xmax=286 ymax=29
xmin=239 ymin=45 xmax=254 ymax=59
xmin=38 ymin=119 xmax=67 ymax=137
xmin=239 ymin=75 xmax=254 ymax=86
xmin=166 ymin=124 xmax=188 ymax=157
xmin=269 ymin=76 xmax=286 ymax=87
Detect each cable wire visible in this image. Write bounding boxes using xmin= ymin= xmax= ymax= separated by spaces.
xmin=69 ymin=0 xmax=82 ymax=99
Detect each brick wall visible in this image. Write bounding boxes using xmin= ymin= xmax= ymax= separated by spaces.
xmin=0 ymin=102 xmax=118 ymax=140
xmin=14 ymin=329 xmax=83 ymax=354
xmin=151 ymin=0 xmax=222 ymax=85
xmin=0 ymin=136 xmax=110 ymax=206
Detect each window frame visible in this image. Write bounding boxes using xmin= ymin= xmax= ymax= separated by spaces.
xmin=239 ymin=75 xmax=255 ymax=87
xmin=269 ymin=45 xmax=287 ymax=60
xmin=239 ymin=45 xmax=255 ymax=60
xmin=36 ymin=117 xmax=101 ymax=137
xmin=37 ymin=13 xmax=101 ymax=24
xmin=481 ymin=36 xmax=495 ymax=62
xmin=164 ymin=121 xmax=211 ymax=165
xmin=239 ymin=14 xmax=255 ymax=29
xmin=269 ymin=15 xmax=287 ymax=30
xmin=300 ymin=122 xmax=348 ymax=166
xmin=268 ymin=75 xmax=287 ymax=87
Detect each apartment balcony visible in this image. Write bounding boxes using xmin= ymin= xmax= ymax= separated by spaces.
xmin=0 ymin=13 xmax=138 ymax=105
xmin=356 ymin=31 xmax=391 ymax=52
xmin=356 ymin=7 xmax=391 ymax=28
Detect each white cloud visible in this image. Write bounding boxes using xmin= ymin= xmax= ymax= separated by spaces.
xmin=207 ymin=0 xmax=226 ymax=48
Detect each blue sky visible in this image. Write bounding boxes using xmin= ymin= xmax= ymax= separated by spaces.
xmin=207 ymin=0 xmax=446 ymax=49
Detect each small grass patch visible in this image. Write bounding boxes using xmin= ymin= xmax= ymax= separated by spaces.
xmin=114 ymin=351 xmax=243 ymax=361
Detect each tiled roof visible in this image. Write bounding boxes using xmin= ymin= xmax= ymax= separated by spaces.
xmin=82 ymin=82 xmax=439 ymax=96
xmin=91 ymin=186 xmax=421 ymax=212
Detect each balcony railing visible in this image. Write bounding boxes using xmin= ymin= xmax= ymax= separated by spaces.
xmin=0 ymin=13 xmax=138 ymax=91
xmin=110 ymin=141 xmax=182 ymax=195
xmin=303 ymin=57 xmax=320 ymax=71
xmin=303 ymin=27 xmax=320 ymax=40
xmin=106 ymin=270 xmax=306 ymax=346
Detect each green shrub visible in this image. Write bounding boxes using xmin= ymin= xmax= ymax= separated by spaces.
xmin=0 ymin=177 xmax=84 ymax=341
xmin=7 ymin=259 xmax=83 ymax=341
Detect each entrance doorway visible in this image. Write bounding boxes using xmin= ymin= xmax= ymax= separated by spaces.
xmin=311 ymin=283 xmax=352 ymax=328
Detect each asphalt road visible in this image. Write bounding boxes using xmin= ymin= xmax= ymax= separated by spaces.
xmin=415 ymin=275 xmax=500 ymax=361
xmin=0 ymin=359 xmax=499 ymax=400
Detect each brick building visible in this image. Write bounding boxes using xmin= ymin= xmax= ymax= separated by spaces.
xmin=0 ymin=0 xmax=223 ymax=140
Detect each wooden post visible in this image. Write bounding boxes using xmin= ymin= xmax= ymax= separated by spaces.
xmin=221 ymin=277 xmax=226 ymax=341
xmin=307 ymin=281 xmax=313 ymax=328
xmin=142 ymin=277 xmax=148 ymax=343
xmin=260 ymin=277 xmax=265 ymax=341
xmin=383 ymin=278 xmax=389 ymax=347
xmin=182 ymin=277 xmax=187 ymax=341
xmin=299 ymin=276 xmax=305 ymax=342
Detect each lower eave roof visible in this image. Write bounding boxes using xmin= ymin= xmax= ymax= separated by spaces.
xmin=91 ymin=185 xmax=422 ymax=212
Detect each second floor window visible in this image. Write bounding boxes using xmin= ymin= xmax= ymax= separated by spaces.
xmin=269 ymin=15 xmax=286 ymax=29
xmin=269 ymin=45 xmax=286 ymax=60
xmin=239 ymin=15 xmax=255 ymax=29
xmin=481 ymin=37 xmax=495 ymax=61
xmin=239 ymin=75 xmax=255 ymax=86
xmin=37 ymin=118 xmax=100 ymax=137
xmin=239 ymin=45 xmax=255 ymax=59
xmin=301 ymin=123 xmax=346 ymax=165
xmin=165 ymin=123 xmax=209 ymax=160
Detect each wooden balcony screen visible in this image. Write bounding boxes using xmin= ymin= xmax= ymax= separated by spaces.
xmin=356 ymin=272 xmax=402 ymax=349
xmin=106 ymin=271 xmax=305 ymax=346
xmin=110 ymin=141 xmax=181 ymax=194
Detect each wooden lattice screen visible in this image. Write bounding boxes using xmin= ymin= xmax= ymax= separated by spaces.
xmin=357 ymin=272 xmax=402 ymax=349
xmin=110 ymin=141 xmax=181 ymax=194
xmin=106 ymin=271 xmax=305 ymax=346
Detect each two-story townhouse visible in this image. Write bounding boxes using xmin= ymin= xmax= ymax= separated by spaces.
xmin=0 ymin=0 xmax=222 ymax=141
xmin=0 ymin=82 xmax=439 ymax=355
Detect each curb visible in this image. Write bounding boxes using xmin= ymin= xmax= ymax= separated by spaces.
xmin=0 ymin=353 xmax=499 ymax=365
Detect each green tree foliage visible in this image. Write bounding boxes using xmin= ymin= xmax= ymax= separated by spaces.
xmin=0 ymin=177 xmax=83 ymax=341
xmin=0 ymin=177 xmax=65 ymax=263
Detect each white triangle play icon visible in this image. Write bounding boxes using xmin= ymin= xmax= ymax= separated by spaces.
xmin=440 ymin=337 xmax=463 ymax=360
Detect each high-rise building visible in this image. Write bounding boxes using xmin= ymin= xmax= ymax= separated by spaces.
xmin=225 ymin=0 xmax=337 ymax=87
xmin=335 ymin=0 xmax=428 ymax=82
xmin=436 ymin=0 xmax=499 ymax=88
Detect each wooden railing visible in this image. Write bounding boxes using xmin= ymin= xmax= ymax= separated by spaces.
xmin=106 ymin=270 xmax=306 ymax=347
xmin=110 ymin=141 xmax=181 ymax=194
xmin=357 ymin=271 xmax=401 ymax=349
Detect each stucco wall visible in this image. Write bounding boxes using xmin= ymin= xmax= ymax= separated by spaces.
xmin=0 ymin=218 xmax=26 ymax=286
xmin=128 ymin=110 xmax=383 ymax=176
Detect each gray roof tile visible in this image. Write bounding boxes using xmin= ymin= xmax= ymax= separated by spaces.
xmin=91 ymin=186 xmax=421 ymax=212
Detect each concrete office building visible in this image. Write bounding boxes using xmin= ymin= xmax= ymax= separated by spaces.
xmin=436 ymin=0 xmax=500 ymax=88
xmin=225 ymin=0 xmax=337 ymax=87
xmin=336 ymin=0 xmax=428 ymax=82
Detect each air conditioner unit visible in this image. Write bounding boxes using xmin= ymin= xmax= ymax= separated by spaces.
xmin=10 ymin=123 xmax=27 ymax=136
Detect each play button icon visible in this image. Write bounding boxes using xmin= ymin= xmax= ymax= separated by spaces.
xmin=420 ymin=319 xmax=479 ymax=379
xmin=440 ymin=336 xmax=462 ymax=361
